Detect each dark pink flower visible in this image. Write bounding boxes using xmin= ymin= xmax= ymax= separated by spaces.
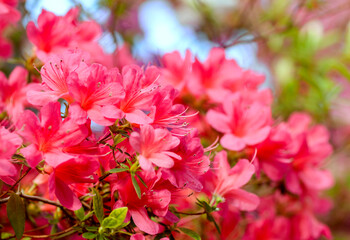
xmin=48 ymin=156 xmax=99 ymax=210
xmin=112 ymin=171 xmax=171 ymax=235
xmin=16 ymin=102 xmax=90 ymax=167
xmin=161 ymin=130 xmax=210 ymax=191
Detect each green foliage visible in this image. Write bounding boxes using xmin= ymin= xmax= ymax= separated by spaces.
xmin=7 ymin=193 xmax=25 ymax=239
xmin=131 ymin=174 xmax=141 ymax=199
xmin=179 ymin=227 xmax=201 ymax=240
xmin=93 ymin=188 xmax=104 ymax=223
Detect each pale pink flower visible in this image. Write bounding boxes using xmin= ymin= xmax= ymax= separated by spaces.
xmin=129 ymin=124 xmax=181 ymax=172
xmin=0 ymin=126 xmax=22 ymax=184
xmin=202 ymin=151 xmax=260 ymax=211
xmin=206 ymin=93 xmax=271 ymax=151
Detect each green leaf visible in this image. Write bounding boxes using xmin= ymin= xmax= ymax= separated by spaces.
xmin=179 ymin=227 xmax=201 ymax=240
xmin=131 ymin=174 xmax=141 ymax=199
xmin=117 ymin=221 xmax=130 ymax=229
xmin=109 ymin=207 xmax=128 ymax=223
xmin=101 ymin=217 xmax=119 ymax=229
xmin=82 ymin=232 xmax=98 ymax=239
xmin=75 ymin=207 xmax=85 ymax=221
xmin=120 ymin=163 xmax=129 ymax=169
xmin=86 ymin=226 xmax=99 ymax=231
xmin=93 ymin=188 xmax=104 ymax=223
xmin=136 ymin=173 xmax=148 ymax=188
xmin=7 ymin=193 xmax=25 ymax=239
xmin=207 ymin=213 xmax=221 ymax=234
xmin=109 ymin=168 xmax=128 ymax=173
xmin=83 ymin=211 xmax=95 ymax=221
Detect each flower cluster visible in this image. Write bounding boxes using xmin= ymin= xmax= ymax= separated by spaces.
xmin=0 ymin=8 xmax=333 ymax=240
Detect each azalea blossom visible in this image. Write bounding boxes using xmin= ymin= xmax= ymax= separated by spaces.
xmin=206 ymin=92 xmax=271 ymax=151
xmin=129 ymin=124 xmax=181 ymax=172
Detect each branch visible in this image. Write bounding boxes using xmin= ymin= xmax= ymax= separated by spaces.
xmin=174 ymin=211 xmax=206 ymax=216
xmin=3 ymin=224 xmax=78 ymax=239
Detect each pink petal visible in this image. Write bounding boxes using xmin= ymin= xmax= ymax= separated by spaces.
xmin=228 ymin=159 xmax=256 ymax=188
xmin=206 ymin=109 xmax=231 ymax=134
xmin=69 ymin=103 xmax=87 ymax=125
xmin=50 ymin=173 xmax=82 ymax=210
xmin=130 ymin=208 xmax=160 ymax=235
xmin=21 ymin=144 xmax=42 ymax=168
xmin=225 ymin=189 xmax=260 ymax=211
xmin=242 ymin=126 xmax=271 ymax=145
xmin=299 ymin=168 xmax=334 ymax=191
xmin=220 ymin=133 xmax=246 ymax=151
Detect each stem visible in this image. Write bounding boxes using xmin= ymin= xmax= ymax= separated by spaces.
xmin=174 ymin=211 xmax=206 ymax=216
xmin=2 ymin=224 xmax=78 ymax=240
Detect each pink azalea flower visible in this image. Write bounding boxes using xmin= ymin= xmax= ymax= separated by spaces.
xmin=16 ymin=102 xmax=90 ymax=167
xmin=202 ymin=151 xmax=260 ymax=211
xmin=161 ymin=130 xmax=210 ymax=191
xmin=66 ymin=63 xmax=125 ymax=126
xmin=284 ymin=113 xmax=334 ymax=195
xmin=27 ymin=49 xmax=89 ymax=106
xmin=251 ymin=123 xmax=295 ymax=181
xmin=187 ymin=47 xmax=267 ymax=102
xmin=0 ymin=67 xmax=37 ymax=121
xmin=148 ymin=86 xmax=195 ymax=132
xmin=28 ymin=50 xmax=125 ymax=126
xmin=47 ymin=156 xmax=99 ymax=210
xmin=160 ymin=50 xmax=192 ymax=92
xmin=0 ymin=126 xmax=22 ymax=184
xmin=129 ymin=124 xmax=181 ymax=172
xmin=206 ymin=93 xmax=271 ymax=151
xmin=0 ymin=0 xmax=20 ymax=58
xmin=112 ymin=171 xmax=171 ymax=235
xmin=116 ymin=65 xmax=160 ymax=124
xmin=26 ymin=8 xmax=103 ymax=62
xmin=245 ymin=191 xmax=332 ymax=240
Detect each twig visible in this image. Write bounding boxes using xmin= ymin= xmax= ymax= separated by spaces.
xmin=3 ymin=224 xmax=78 ymax=239
xmin=174 ymin=211 xmax=206 ymax=216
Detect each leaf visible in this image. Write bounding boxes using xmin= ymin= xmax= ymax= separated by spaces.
xmin=136 ymin=173 xmax=148 ymax=188
xmin=101 ymin=217 xmax=119 ymax=229
xmin=117 ymin=221 xmax=130 ymax=229
xmin=83 ymin=211 xmax=95 ymax=221
xmin=131 ymin=174 xmax=141 ymax=199
xmin=109 ymin=168 xmax=128 ymax=173
xmin=109 ymin=207 xmax=128 ymax=223
xmin=75 ymin=207 xmax=85 ymax=221
xmin=179 ymin=227 xmax=201 ymax=240
xmin=207 ymin=213 xmax=221 ymax=234
xmin=86 ymin=226 xmax=99 ymax=231
xmin=93 ymin=188 xmax=104 ymax=223
xmin=82 ymin=232 xmax=98 ymax=239
xmin=7 ymin=193 xmax=25 ymax=239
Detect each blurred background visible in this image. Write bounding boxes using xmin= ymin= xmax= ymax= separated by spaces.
xmin=4 ymin=0 xmax=350 ymax=239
